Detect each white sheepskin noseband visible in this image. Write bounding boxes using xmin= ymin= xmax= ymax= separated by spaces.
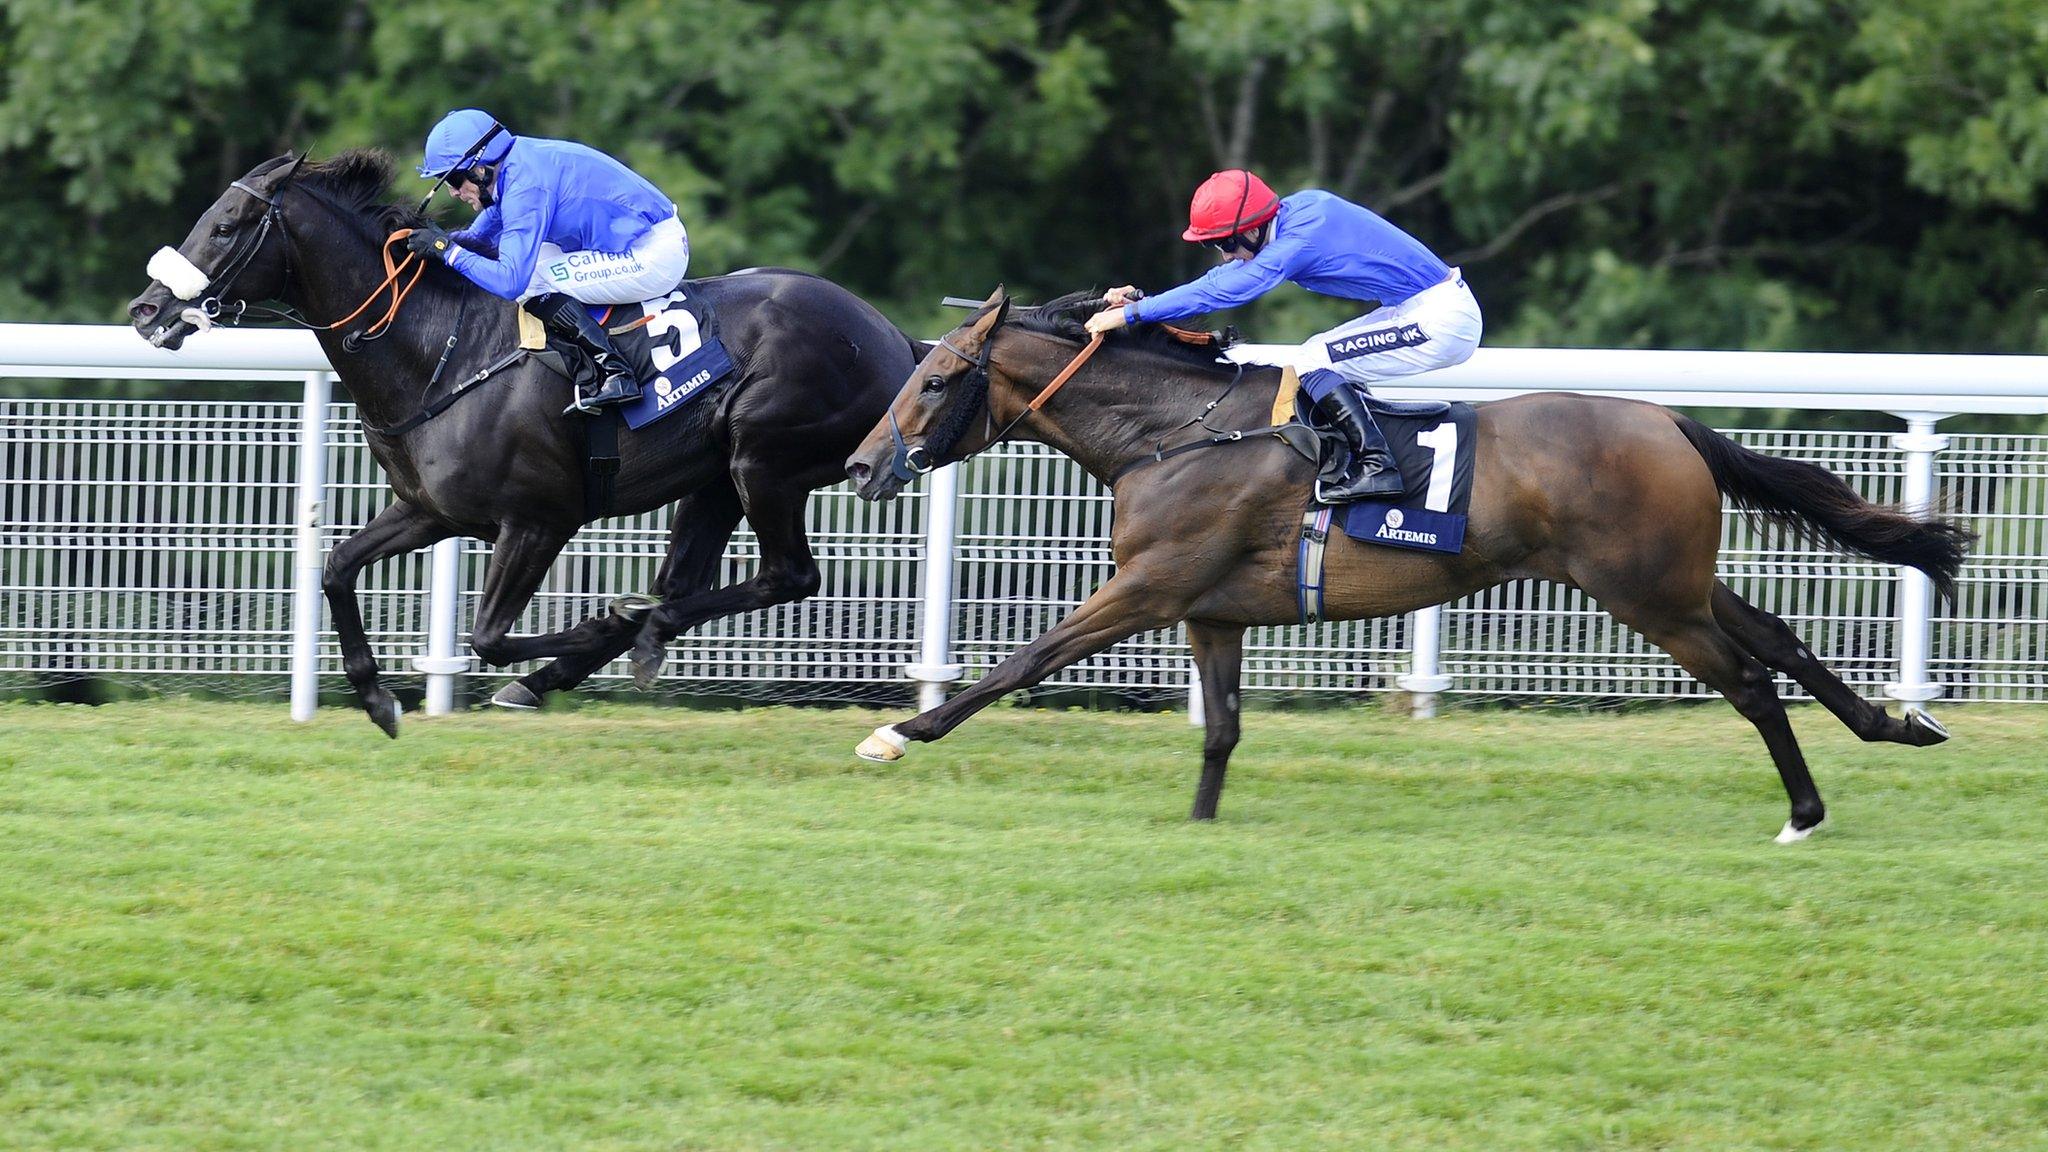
xmin=147 ymin=247 xmax=212 ymax=301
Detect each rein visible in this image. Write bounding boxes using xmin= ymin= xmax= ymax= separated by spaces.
xmin=198 ymin=172 xmax=503 ymax=438
xmin=886 ymin=324 xmax=1103 ymax=483
xmin=181 ymin=171 xmax=429 ymax=346
xmin=887 ymin=304 xmax=1315 ymax=487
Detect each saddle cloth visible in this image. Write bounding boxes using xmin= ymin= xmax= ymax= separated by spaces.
xmin=1273 ymin=368 xmax=1476 ymax=555
xmin=520 ymin=286 xmax=739 ymax=430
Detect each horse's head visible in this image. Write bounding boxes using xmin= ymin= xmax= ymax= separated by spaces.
xmin=847 ymin=285 xmax=1016 ymax=501
xmin=128 ymin=151 xmax=310 ymax=350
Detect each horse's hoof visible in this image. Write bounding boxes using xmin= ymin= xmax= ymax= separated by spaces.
xmin=370 ymin=697 xmax=402 ymax=740
xmin=491 ymin=682 xmax=542 ymax=711
xmin=1907 ymin=708 xmax=1950 ymax=744
xmin=610 ymin=594 xmax=658 ymax=621
xmin=1774 ymin=815 xmax=1826 ymax=844
xmin=854 ymin=725 xmax=908 ymax=763
xmin=630 ymin=644 xmax=664 ymax=691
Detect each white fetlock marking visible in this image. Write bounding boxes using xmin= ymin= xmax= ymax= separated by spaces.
xmin=491 ymin=689 xmax=538 ymax=711
xmin=147 ymin=246 xmax=211 ymax=300
xmin=1775 ymin=816 xmax=1825 ymax=845
xmin=854 ymin=724 xmax=908 ymax=763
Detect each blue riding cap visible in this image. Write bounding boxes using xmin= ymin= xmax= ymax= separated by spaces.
xmin=418 ymin=108 xmax=515 ymax=177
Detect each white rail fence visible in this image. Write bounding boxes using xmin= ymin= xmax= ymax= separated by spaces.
xmin=4 ymin=323 xmax=2046 ymax=720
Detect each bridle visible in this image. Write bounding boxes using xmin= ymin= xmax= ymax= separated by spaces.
xmin=885 ymin=301 xmax=1106 ymax=483
xmin=159 ymin=154 xmax=307 ymax=335
xmin=151 ymin=152 xmax=430 ymax=349
xmin=884 ymin=299 xmax=1309 ymax=489
xmin=887 ymin=327 xmax=996 ymax=481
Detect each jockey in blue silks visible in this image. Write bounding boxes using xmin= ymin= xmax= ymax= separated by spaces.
xmin=408 ymin=109 xmax=690 ymax=414
xmin=1086 ymin=169 xmax=1482 ymax=502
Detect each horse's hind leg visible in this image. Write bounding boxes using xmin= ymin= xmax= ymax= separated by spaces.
xmin=628 ymin=480 xmax=822 ymax=689
xmin=1711 ymin=582 xmax=1948 ymax=746
xmin=499 ymin=485 xmax=745 ymax=708
xmin=1613 ymin=600 xmax=1827 ymax=842
xmin=464 ymin=523 xmax=580 ymax=668
xmin=1187 ymin=620 xmax=1246 ymax=821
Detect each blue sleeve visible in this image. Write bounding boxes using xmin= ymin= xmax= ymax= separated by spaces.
xmin=1129 ymin=236 xmax=1306 ymax=324
xmin=446 ymin=179 xmax=552 ymax=300
xmin=452 ymin=204 xmax=503 ymax=249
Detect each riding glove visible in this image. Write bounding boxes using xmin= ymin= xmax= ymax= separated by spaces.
xmin=405 ymin=222 xmax=456 ymax=260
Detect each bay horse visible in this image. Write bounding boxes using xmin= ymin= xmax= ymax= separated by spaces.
xmin=129 ymin=150 xmax=922 ymax=735
xmin=844 ymin=288 xmax=1971 ymax=842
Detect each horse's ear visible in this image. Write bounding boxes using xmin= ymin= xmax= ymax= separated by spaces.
xmin=970 ymin=284 xmax=1009 ymax=336
xmin=278 ymin=146 xmax=312 ymax=187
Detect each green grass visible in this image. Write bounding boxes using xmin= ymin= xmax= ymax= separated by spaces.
xmin=1 ymin=699 xmax=2044 ymax=1150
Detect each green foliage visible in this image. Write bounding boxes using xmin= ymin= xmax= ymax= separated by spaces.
xmin=0 ymin=0 xmax=2042 ymax=352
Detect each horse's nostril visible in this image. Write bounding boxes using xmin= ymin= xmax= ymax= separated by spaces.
xmin=130 ymin=301 xmax=158 ymax=322
xmin=847 ymin=461 xmax=871 ymax=483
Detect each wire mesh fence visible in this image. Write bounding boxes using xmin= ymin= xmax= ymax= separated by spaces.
xmin=4 ymin=398 xmax=2044 ymax=707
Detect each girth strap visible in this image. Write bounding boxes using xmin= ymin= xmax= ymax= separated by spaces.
xmin=584 ymin=409 xmax=622 ymax=521
xmin=1297 ymin=504 xmax=1334 ymax=626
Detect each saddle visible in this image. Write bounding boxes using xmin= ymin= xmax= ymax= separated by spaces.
xmin=1269 ymin=366 xmax=1476 ymax=545
xmin=520 ymin=285 xmax=740 ymax=430
xmin=515 ymin=284 xmax=742 ymax=520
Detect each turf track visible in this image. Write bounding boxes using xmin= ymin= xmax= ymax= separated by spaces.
xmin=2 ymin=700 xmax=2043 ymax=1149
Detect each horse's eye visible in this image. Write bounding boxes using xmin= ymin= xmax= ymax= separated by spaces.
xmin=213 ymin=220 xmax=235 ymax=237
xmin=922 ymin=375 xmax=947 ymax=394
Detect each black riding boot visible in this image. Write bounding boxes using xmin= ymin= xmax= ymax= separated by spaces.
xmin=1312 ymin=384 xmax=1405 ymax=503
xmin=523 ymin=293 xmax=640 ymax=415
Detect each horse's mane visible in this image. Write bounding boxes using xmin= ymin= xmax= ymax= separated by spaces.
xmin=290 ymin=148 xmax=432 ymax=234
xmin=1007 ymin=289 xmax=1241 ymax=376
xmin=278 ymin=148 xmax=474 ymax=296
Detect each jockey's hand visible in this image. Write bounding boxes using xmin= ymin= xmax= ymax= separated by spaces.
xmin=405 ymin=222 xmax=456 ymax=260
xmin=1102 ymin=285 xmax=1143 ymax=307
xmin=1084 ymin=307 xmax=1128 ymax=336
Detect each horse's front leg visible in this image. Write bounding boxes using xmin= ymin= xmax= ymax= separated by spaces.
xmin=322 ymin=501 xmax=454 ymax=737
xmin=856 ymin=561 xmax=1194 ymax=760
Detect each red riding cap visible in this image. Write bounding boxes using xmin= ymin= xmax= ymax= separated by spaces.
xmin=1182 ymin=169 xmax=1281 ymax=242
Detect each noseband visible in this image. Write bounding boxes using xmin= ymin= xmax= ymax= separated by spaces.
xmin=888 ymin=329 xmax=995 ymax=483
xmin=151 ymin=154 xmax=431 ymax=348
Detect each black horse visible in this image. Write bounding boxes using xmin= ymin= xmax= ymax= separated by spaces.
xmin=129 ymin=150 xmax=921 ymax=735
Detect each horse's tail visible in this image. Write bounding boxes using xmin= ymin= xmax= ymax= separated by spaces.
xmin=1672 ymin=414 xmax=1973 ymax=600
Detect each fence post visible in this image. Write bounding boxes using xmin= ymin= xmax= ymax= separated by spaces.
xmin=1885 ymin=412 xmax=1949 ymax=716
xmin=415 ymin=537 xmax=468 ymax=715
xmin=289 ymin=371 xmax=332 ymax=722
xmin=906 ymin=462 xmax=965 ymax=712
xmin=1397 ymin=604 xmax=1453 ymax=719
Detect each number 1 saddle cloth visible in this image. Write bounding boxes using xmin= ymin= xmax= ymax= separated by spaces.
xmin=1271 ymin=368 xmax=1477 ymax=555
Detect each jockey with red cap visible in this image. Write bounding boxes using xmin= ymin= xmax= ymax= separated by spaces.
xmin=1087 ymin=171 xmax=1482 ymax=502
